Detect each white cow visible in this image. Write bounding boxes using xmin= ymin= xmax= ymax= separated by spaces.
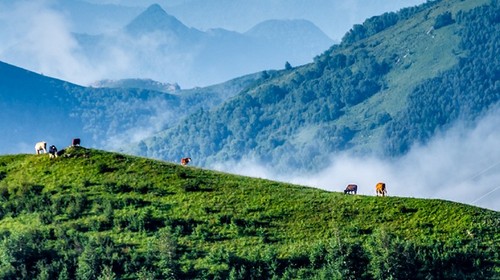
xmin=35 ymin=141 xmax=47 ymax=154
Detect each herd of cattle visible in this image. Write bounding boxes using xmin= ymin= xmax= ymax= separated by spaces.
xmin=35 ymin=140 xmax=387 ymax=196
xmin=35 ymin=138 xmax=81 ymax=158
xmin=344 ymin=182 xmax=387 ymax=196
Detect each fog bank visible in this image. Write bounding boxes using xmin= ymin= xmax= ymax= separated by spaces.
xmin=214 ymin=108 xmax=500 ymax=212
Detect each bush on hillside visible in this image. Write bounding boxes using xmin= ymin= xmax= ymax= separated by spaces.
xmin=434 ymin=11 xmax=455 ymax=29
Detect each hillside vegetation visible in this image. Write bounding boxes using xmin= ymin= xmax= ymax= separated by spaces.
xmin=0 ymin=148 xmax=498 ymax=279
xmin=136 ymin=0 xmax=499 ymax=172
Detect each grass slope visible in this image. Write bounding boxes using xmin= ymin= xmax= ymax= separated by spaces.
xmin=0 ymin=147 xmax=498 ymax=278
xmin=342 ymin=0 xmax=492 ymax=151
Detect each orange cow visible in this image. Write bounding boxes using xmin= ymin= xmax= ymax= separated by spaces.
xmin=376 ymin=182 xmax=387 ymax=196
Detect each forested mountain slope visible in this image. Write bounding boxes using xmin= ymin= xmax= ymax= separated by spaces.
xmin=0 ymin=62 xmax=86 ymax=152
xmin=134 ymin=0 xmax=499 ymax=172
xmin=0 ymin=148 xmax=498 ymax=279
xmin=0 ymin=61 xmax=263 ymax=154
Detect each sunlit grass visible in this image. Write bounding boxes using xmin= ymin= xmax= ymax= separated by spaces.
xmin=0 ymin=147 xmax=498 ymax=278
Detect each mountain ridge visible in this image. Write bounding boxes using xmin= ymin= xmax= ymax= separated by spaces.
xmin=74 ymin=4 xmax=333 ymax=88
xmin=125 ymin=3 xmax=203 ymax=39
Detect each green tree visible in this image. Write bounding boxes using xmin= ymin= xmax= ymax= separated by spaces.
xmin=322 ymin=234 xmax=370 ymax=279
xmin=366 ymin=230 xmax=419 ymax=280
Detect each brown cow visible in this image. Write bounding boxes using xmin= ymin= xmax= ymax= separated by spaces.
xmin=180 ymin=157 xmax=191 ymax=166
xmin=376 ymin=182 xmax=387 ymax=197
xmin=344 ymin=184 xmax=358 ymax=194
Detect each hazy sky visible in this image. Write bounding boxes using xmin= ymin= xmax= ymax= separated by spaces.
xmin=83 ymin=0 xmax=427 ymax=40
xmin=0 ymin=0 xmax=426 ymax=87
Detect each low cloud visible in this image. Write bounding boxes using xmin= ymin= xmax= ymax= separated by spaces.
xmin=102 ymin=97 xmax=177 ymax=151
xmin=0 ymin=0 xmax=99 ymax=85
xmin=0 ymin=1 xmax=185 ymax=86
xmin=214 ymin=107 xmax=500 ymax=212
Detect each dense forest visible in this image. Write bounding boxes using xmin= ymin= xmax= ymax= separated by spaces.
xmin=385 ymin=3 xmax=500 ymax=155
xmin=137 ymin=0 xmax=499 ymax=173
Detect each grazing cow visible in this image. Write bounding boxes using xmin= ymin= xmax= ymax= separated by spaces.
xmin=56 ymin=149 xmax=66 ymax=157
xmin=376 ymin=182 xmax=387 ymax=197
xmin=35 ymin=142 xmax=47 ymax=154
xmin=344 ymin=184 xmax=358 ymax=194
xmin=48 ymin=145 xmax=58 ymax=158
xmin=180 ymin=157 xmax=191 ymax=166
xmin=72 ymin=138 xmax=81 ymax=146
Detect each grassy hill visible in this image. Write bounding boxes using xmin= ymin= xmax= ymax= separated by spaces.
xmin=0 ymin=148 xmax=498 ymax=279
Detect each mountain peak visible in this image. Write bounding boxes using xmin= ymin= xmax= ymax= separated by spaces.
xmin=145 ymin=3 xmax=164 ymax=13
xmin=125 ymin=3 xmax=192 ymax=35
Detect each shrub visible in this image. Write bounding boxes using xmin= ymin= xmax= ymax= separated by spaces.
xmin=97 ymin=164 xmax=115 ymax=174
xmin=182 ymin=179 xmax=201 ymax=192
xmin=434 ymin=11 xmax=455 ymax=29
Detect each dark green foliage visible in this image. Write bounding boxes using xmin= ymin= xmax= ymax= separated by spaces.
xmin=182 ymin=180 xmax=201 ymax=192
xmin=341 ymin=1 xmax=439 ymax=44
xmin=366 ymin=230 xmax=420 ymax=279
xmin=315 ymin=237 xmax=371 ymax=279
xmin=97 ymin=164 xmax=115 ymax=174
xmin=434 ymin=11 xmax=455 ymax=29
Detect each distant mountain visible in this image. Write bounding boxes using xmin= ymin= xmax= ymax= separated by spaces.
xmin=133 ymin=0 xmax=499 ymax=172
xmin=0 ymin=60 xmax=263 ymax=154
xmin=124 ymin=3 xmax=203 ymax=42
xmin=0 ymin=61 xmax=86 ymax=153
xmin=246 ymin=19 xmax=334 ymax=55
xmin=242 ymin=19 xmax=334 ymax=69
xmin=75 ymin=4 xmax=333 ymax=88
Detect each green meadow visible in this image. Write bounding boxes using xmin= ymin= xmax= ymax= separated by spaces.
xmin=0 ymin=147 xmax=498 ymax=279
